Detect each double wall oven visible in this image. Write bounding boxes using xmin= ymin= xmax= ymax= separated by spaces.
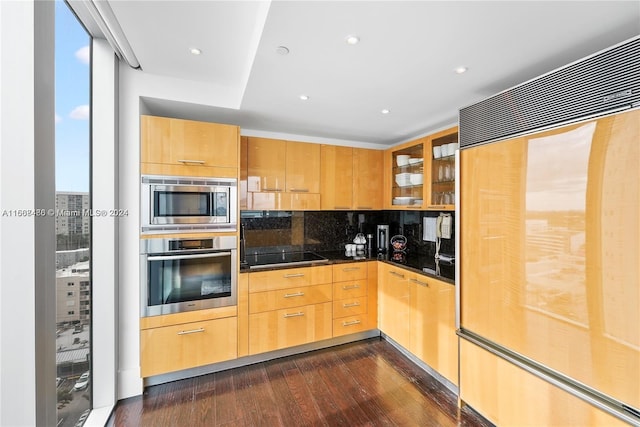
xmin=140 ymin=174 xmax=239 ymax=317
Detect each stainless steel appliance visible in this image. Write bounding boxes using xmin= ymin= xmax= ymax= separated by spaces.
xmin=376 ymin=225 xmax=389 ymax=253
xmin=141 ymin=175 xmax=237 ymax=234
xmin=140 ymin=236 xmax=237 ymax=316
xmin=458 ymin=36 xmax=640 ymax=424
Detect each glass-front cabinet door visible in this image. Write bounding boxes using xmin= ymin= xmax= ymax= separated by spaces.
xmin=429 ymin=129 xmax=458 ymax=210
xmin=390 ymin=138 xmax=426 ymax=209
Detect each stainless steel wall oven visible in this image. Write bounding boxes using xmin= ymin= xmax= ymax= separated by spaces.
xmin=140 ymin=236 xmax=237 ymax=316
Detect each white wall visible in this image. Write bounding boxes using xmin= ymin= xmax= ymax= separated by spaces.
xmin=0 ymin=1 xmax=56 ymax=425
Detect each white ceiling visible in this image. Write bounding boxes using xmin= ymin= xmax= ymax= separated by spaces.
xmin=104 ymin=0 xmax=639 ymax=146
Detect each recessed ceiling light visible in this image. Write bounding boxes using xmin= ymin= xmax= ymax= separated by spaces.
xmin=299 ymin=95 xmax=310 ymax=101
xmin=189 ymin=47 xmax=202 ymax=55
xmin=345 ymin=35 xmax=360 ymax=45
xmin=454 ymin=66 xmax=468 ymax=74
xmin=276 ymin=46 xmax=290 ymax=55
xmin=381 ymin=109 xmax=391 ymax=114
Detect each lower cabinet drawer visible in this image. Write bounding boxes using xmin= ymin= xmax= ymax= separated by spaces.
xmin=140 ymin=316 xmax=238 ymax=377
xmin=249 ymin=283 xmax=332 ymax=314
xmin=332 ymin=279 xmax=367 ymax=300
xmin=333 ymin=315 xmax=369 ymax=337
xmin=248 ymin=302 xmax=332 ymax=355
xmin=333 ymin=296 xmax=367 ymax=318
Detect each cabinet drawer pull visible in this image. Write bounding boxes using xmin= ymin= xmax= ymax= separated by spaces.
xmin=334 ymin=206 xmax=350 ymax=209
xmin=262 ymin=188 xmax=283 ymax=192
xmin=410 ymin=278 xmax=429 ymax=287
xmin=290 ymin=188 xmax=309 ymax=192
xmin=284 ymin=291 xmax=305 ymax=298
xmin=342 ymin=267 xmax=360 ymax=272
xmin=356 ymin=206 xmax=372 ymax=210
xmin=177 ymin=327 xmax=205 ymax=335
xmin=283 ymin=273 xmax=305 ymax=278
xmin=389 ymin=271 xmax=405 ymax=278
xmin=177 ymin=159 xmax=206 ymax=165
xmin=283 ymin=312 xmax=305 ymax=318
xmin=406 ymin=205 xmax=422 ymax=209
xmin=342 ymin=320 xmax=361 ymax=327
xmin=343 ymin=302 xmax=360 ymax=308
xmin=429 ymin=205 xmax=447 ymax=209
xmin=341 ymin=284 xmax=360 ymax=290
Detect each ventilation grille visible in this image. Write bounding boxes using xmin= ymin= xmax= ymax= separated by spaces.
xmin=459 ymin=37 xmax=640 ymax=148
xmin=141 ymin=175 xmax=236 ymax=187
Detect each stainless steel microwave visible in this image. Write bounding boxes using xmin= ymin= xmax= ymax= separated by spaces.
xmin=141 ymin=175 xmax=237 ymax=234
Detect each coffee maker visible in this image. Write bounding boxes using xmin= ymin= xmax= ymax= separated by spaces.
xmin=376 ymin=225 xmax=389 ymax=253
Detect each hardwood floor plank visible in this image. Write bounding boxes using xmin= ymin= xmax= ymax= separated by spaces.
xmin=264 ymin=358 xmax=324 ymax=427
xmin=110 ymin=338 xmax=492 ymax=427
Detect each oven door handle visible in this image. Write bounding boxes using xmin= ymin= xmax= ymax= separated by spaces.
xmin=146 ymin=251 xmax=232 ymax=261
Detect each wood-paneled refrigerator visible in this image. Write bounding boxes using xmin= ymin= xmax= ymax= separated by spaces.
xmin=457 ymin=37 xmax=640 ymax=426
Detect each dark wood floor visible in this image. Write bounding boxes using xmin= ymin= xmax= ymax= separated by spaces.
xmin=108 ymin=337 xmax=491 ymax=426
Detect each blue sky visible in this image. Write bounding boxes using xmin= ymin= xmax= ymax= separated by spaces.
xmin=55 ymin=0 xmax=90 ymax=192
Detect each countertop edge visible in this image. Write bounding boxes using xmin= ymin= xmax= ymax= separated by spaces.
xmin=240 ymin=255 xmax=455 ymax=286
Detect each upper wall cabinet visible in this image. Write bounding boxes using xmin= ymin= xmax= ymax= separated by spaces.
xmin=428 ymin=128 xmax=458 ymax=210
xmin=320 ymin=146 xmax=383 ymax=210
xmin=385 ymin=137 xmax=428 ymax=210
xmin=246 ymin=137 xmax=321 ymax=210
xmin=384 ymin=126 xmax=458 ymax=210
xmin=353 ymin=148 xmax=383 ymax=210
xmin=246 ymin=137 xmax=286 ymax=192
xmin=140 ymin=115 xmax=239 ymax=178
xmin=320 ymin=145 xmax=353 ymax=209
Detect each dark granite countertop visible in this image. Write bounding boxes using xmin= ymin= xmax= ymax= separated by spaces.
xmin=240 ymin=250 xmax=455 ymax=286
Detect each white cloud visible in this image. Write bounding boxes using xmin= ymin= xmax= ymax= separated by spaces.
xmin=69 ymin=105 xmax=90 ymax=120
xmin=75 ymin=46 xmax=90 ymax=65
xmin=55 ymin=113 xmax=62 ymax=124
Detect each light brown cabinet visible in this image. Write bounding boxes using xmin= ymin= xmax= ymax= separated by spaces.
xmin=246 ymin=137 xmax=320 ymax=210
xmin=384 ymin=127 xmax=458 ymax=210
xmin=378 ymin=262 xmax=458 ymax=385
xmin=385 ymin=137 xmax=427 ymax=210
xmin=320 ymin=146 xmax=383 ymax=210
xmin=353 ymin=148 xmax=383 ymax=210
xmin=428 ymin=127 xmax=458 ymax=210
xmin=247 ymin=265 xmax=333 ymax=354
xmin=460 ymin=340 xmax=628 ymax=426
xmin=140 ymin=307 xmax=238 ymax=377
xmin=140 ymin=115 xmax=239 ymax=178
xmin=320 ymin=145 xmax=354 ymax=209
xmin=331 ymin=262 xmax=377 ymax=337
xmin=378 ymin=263 xmax=411 ymax=348
xmin=408 ymin=274 xmax=457 ymax=385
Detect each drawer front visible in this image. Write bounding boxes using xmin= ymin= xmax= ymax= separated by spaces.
xmin=332 ymin=315 xmax=369 ymax=337
xmin=332 ymin=263 xmax=367 ymax=282
xmin=249 ymin=265 xmax=332 ymax=293
xmin=140 ymin=317 xmax=238 ymax=377
xmin=332 ymin=279 xmax=367 ymax=300
xmin=333 ymin=296 xmax=367 ymax=318
xmin=248 ymin=302 xmax=332 ymax=355
xmin=249 ymin=283 xmax=332 ymax=314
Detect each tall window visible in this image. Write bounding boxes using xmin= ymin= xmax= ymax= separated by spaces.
xmin=55 ymin=1 xmax=92 ymax=425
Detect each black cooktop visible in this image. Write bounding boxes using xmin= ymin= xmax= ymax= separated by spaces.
xmin=245 ymin=251 xmax=328 ymax=269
